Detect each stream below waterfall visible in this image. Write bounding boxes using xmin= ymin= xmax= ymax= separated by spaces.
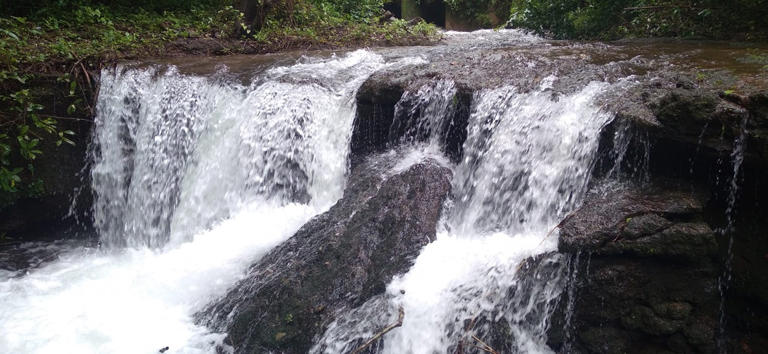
xmin=1 ymin=30 xmax=767 ymax=354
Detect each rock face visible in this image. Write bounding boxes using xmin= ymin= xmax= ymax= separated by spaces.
xmin=599 ymin=83 xmax=768 ymax=182
xmin=351 ymin=78 xmax=472 ymax=164
xmin=553 ymin=185 xmax=720 ymax=353
xmin=594 ymin=83 xmax=768 ymax=352
xmin=198 ymin=155 xmax=452 ymax=353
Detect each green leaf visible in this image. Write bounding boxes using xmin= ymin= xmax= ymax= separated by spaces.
xmin=1 ymin=29 xmax=20 ymax=41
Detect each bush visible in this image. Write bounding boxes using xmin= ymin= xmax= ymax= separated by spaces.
xmin=507 ymin=0 xmax=768 ymax=40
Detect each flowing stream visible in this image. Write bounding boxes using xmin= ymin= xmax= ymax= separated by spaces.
xmin=1 ymin=31 xmax=622 ymax=354
xmin=314 ymin=77 xmax=615 ymax=353
xmin=0 ymin=50 xmax=418 ymax=354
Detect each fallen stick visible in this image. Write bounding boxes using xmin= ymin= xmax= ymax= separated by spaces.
xmin=352 ymin=306 xmax=405 ymax=354
xmin=471 ymin=334 xmax=498 ymax=354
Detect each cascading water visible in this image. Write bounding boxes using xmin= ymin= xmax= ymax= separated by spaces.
xmin=717 ymin=114 xmax=749 ymax=352
xmin=314 ymin=78 xmax=617 ymax=353
xmin=388 ymin=80 xmax=458 ymax=148
xmin=91 ymin=51 xmax=392 ymax=249
xmin=0 ymin=50 xmax=410 ymax=354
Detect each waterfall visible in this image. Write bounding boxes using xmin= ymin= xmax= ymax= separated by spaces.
xmin=91 ymin=51 xmax=391 ymax=248
xmin=314 ymin=78 xmax=616 ymax=353
xmin=717 ymin=114 xmax=750 ymax=352
xmin=0 ymin=50 xmax=407 ymax=354
xmin=2 ymin=31 xmax=625 ymax=353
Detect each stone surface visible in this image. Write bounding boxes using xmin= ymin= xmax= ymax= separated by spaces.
xmin=593 ymin=83 xmax=768 ymax=352
xmin=552 ymin=184 xmax=720 ymax=353
xmin=558 ymin=185 xmax=714 ymax=260
xmin=198 ymin=154 xmax=452 ymax=354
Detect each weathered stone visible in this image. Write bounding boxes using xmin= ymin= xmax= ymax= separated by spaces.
xmin=623 ymin=213 xmax=673 ymax=239
xmin=621 ymin=305 xmax=686 ymax=336
xmin=198 ymin=154 xmax=452 ymax=354
xmin=600 ymin=222 xmax=718 ymax=260
xmin=351 ymin=76 xmax=472 ymax=165
xmin=559 ymin=185 xmax=708 ymax=258
xmin=653 ymin=302 xmax=693 ymax=321
xmin=551 ymin=183 xmax=720 ymax=353
xmin=578 ymin=327 xmax=632 ymax=354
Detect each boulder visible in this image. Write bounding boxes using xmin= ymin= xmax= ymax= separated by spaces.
xmin=594 ymin=84 xmax=768 ymax=351
xmin=552 ymin=184 xmax=720 ymax=353
xmin=558 ymin=185 xmax=717 ymax=261
xmin=198 ymin=154 xmax=452 ymax=354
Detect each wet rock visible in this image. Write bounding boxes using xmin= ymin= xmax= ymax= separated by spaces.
xmin=351 ymin=77 xmax=472 ymax=164
xmin=603 ymin=84 xmax=768 ymax=181
xmin=595 ymin=83 xmax=768 ymax=350
xmin=198 ymin=154 xmax=452 ymax=354
xmin=558 ymin=185 xmax=714 ymax=261
xmin=551 ymin=184 xmax=720 ymax=353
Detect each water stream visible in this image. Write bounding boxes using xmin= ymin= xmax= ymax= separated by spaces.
xmin=0 ymin=50 xmax=410 ymax=354
xmin=314 ymin=78 xmax=616 ymax=353
xmin=2 ymin=31 xmax=638 ymax=354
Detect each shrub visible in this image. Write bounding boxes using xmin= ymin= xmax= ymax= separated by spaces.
xmin=506 ymin=0 xmax=768 ymax=40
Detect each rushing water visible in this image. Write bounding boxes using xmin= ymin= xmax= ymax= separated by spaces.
xmin=0 ymin=50 xmax=413 ymax=354
xmin=314 ymin=78 xmax=615 ymax=353
xmin=2 ymin=30 xmax=624 ymax=354
xmin=717 ymin=114 xmax=750 ymax=352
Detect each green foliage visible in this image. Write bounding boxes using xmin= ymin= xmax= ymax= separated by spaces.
xmin=507 ymin=0 xmax=768 ymax=40
xmin=0 ymin=86 xmax=76 ymax=193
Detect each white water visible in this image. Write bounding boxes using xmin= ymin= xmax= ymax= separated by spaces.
xmin=0 ymin=203 xmax=317 ymax=354
xmin=2 ymin=31 xmax=622 ymax=353
xmin=315 ymin=78 xmax=615 ymax=353
xmin=0 ymin=50 xmax=416 ymax=354
xmin=388 ymin=79 xmax=458 ymax=148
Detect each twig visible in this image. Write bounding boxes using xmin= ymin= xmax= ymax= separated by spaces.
xmin=471 ymin=334 xmax=498 ymax=354
xmin=41 ymin=114 xmax=93 ymax=123
xmin=79 ymin=62 xmax=93 ymax=90
xmin=623 ymin=5 xmax=694 ymax=11
xmin=352 ymin=306 xmax=405 ymax=354
xmin=537 ymin=212 xmax=576 ymax=247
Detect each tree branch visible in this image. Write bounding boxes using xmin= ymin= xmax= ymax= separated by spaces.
xmin=352 ymin=306 xmax=405 ymax=354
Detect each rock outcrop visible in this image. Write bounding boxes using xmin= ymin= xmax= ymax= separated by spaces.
xmin=198 ymin=154 xmax=452 ymax=353
xmin=552 ymin=184 xmax=720 ymax=353
xmin=594 ymin=83 xmax=768 ymax=352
